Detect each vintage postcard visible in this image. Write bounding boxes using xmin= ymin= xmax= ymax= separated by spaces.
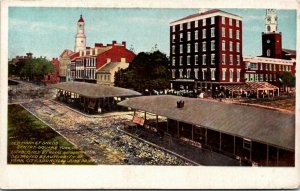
xmin=0 ymin=0 xmax=299 ymax=189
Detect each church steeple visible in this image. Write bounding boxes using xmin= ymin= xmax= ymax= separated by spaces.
xmin=265 ymin=9 xmax=278 ymax=33
xmin=74 ymin=14 xmax=86 ymax=52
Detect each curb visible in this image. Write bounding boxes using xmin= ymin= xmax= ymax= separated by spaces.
xmin=116 ymin=126 xmax=200 ymax=166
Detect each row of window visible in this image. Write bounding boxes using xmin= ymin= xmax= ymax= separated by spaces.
xmin=75 ymin=58 xmax=96 ymax=67
xmin=245 ymin=73 xmax=280 ymax=82
xmin=172 ymin=54 xmax=240 ymax=66
xmin=172 ymin=68 xmax=241 ymax=82
xmin=97 ymin=74 xmax=111 ymax=82
xmin=173 ymin=41 xmax=240 ymax=54
xmin=172 ymin=16 xmax=240 ymax=32
xmin=172 ymin=28 xmax=240 ymax=42
xmin=75 ymin=69 xmax=96 ymax=79
xmin=245 ymin=62 xmax=292 ymax=72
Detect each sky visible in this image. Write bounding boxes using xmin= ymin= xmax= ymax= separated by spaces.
xmin=8 ymin=7 xmax=297 ymax=60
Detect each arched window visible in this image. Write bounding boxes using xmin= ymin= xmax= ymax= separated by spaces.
xmin=267 ymin=26 xmax=271 ymax=32
xmin=267 ymin=49 xmax=271 ymax=57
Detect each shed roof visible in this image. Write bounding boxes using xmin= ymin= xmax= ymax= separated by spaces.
xmin=223 ymin=82 xmax=279 ymax=92
xmin=53 ymin=82 xmax=141 ymax=98
xmin=118 ymin=95 xmax=295 ymax=151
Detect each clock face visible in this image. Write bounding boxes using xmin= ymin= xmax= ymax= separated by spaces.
xmin=267 ymin=40 xmax=270 ymax=43
xmin=79 ymin=24 xmax=83 ymax=29
xmin=267 ymin=17 xmax=271 ymax=22
xmin=81 ymin=40 xmax=84 ymax=44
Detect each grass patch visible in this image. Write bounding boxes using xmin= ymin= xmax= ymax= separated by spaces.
xmin=8 ymin=104 xmax=95 ymax=165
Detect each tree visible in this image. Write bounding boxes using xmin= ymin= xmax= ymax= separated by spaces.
xmin=20 ymin=58 xmax=54 ymax=83
xmin=115 ymin=50 xmax=170 ymax=93
xmin=276 ymin=71 xmax=295 ymax=92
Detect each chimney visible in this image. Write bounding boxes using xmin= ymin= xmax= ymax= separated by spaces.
xmin=177 ymin=100 xmax=185 ymax=108
xmin=122 ymin=41 xmax=126 ymax=47
xmin=112 ymin=40 xmax=117 ymax=45
xmin=95 ymin=43 xmax=103 ymax=47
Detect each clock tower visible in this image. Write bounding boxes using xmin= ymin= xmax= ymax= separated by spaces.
xmin=262 ymin=9 xmax=282 ymax=58
xmin=74 ymin=15 xmax=86 ymax=52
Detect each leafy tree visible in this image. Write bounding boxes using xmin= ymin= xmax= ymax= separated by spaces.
xmin=276 ymin=71 xmax=295 ymax=92
xmin=20 ymin=58 xmax=54 ymax=82
xmin=115 ymin=50 xmax=170 ymax=93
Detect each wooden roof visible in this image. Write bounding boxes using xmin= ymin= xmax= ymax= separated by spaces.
xmin=118 ymin=95 xmax=295 ymax=151
xmin=53 ymin=82 xmax=141 ymax=98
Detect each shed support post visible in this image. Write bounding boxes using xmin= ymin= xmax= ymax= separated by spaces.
xmin=192 ymin=125 xmax=194 ymax=141
xmin=167 ymin=119 xmax=169 ymax=133
xmin=267 ymin=144 xmax=269 ymax=166
xmin=177 ymin=121 xmax=179 ymax=138
xmin=234 ymin=136 xmax=236 ymax=155
xmin=219 ymin=132 xmax=222 ymax=151
xmin=257 ymin=90 xmax=259 ymax=99
xmin=144 ymin=112 xmax=146 ymax=121
xmin=276 ymin=148 xmax=279 ymax=166
xmin=133 ymin=110 xmax=136 ymax=116
xmin=156 ymin=115 xmax=158 ymax=129
xmin=205 ymin=128 xmax=207 ymax=145
xmin=277 ymin=88 xmax=279 ymax=96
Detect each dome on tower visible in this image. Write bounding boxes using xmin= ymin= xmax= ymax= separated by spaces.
xmin=78 ymin=14 xmax=84 ymax=22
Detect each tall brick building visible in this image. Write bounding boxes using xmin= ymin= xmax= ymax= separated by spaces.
xmin=169 ymin=9 xmax=244 ymax=92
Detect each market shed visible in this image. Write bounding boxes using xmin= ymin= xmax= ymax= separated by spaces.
xmin=52 ymin=82 xmax=141 ymax=113
xmin=222 ymin=82 xmax=279 ymax=98
xmin=118 ymin=95 xmax=295 ymax=166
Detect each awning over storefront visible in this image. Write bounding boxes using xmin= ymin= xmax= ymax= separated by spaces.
xmin=118 ymin=95 xmax=295 ymax=151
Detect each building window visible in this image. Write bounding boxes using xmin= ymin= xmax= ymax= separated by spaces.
xmin=202 ymin=42 xmax=206 ymax=51
xmin=270 ymin=74 xmax=272 ymax=81
xmin=286 ymin=65 xmax=289 ymax=71
xmin=229 ymin=18 xmax=232 ymax=26
xmin=180 ymin=24 xmax=183 ymax=30
xmin=229 ymin=41 xmax=233 ymax=51
xmin=187 ymin=22 xmax=191 ymax=29
xmin=211 ymin=27 xmax=215 ymax=37
xmin=211 ymin=17 xmax=215 ymax=25
xmin=222 ymin=41 xmax=225 ymax=51
xmin=260 ymin=63 xmax=263 ymax=70
xmin=267 ymin=49 xmax=271 ymax=57
xmin=203 ymin=19 xmax=206 ymax=26
xmin=229 ymin=69 xmax=233 ymax=82
xmin=195 ymin=20 xmax=198 ymax=27
xmin=172 ymin=35 xmax=175 ymax=43
xmin=180 ymin=33 xmax=183 ymax=42
xmin=229 ymin=55 xmax=233 ymax=64
xmin=179 ymin=69 xmax=183 ymax=78
xmin=237 ymin=55 xmax=240 ymax=65
xmin=194 ymin=69 xmax=199 ymax=79
xmin=266 ymin=74 xmax=268 ymax=81
xmin=202 ymin=69 xmax=207 ymax=80
xmin=222 ymin=54 xmax=226 ymax=64
xmin=187 ymin=69 xmax=191 ymax=78
xmin=202 ymin=29 xmax=206 ymax=39
xmin=180 ymin=56 xmax=183 ymax=65
xmin=195 ymin=30 xmax=198 ymax=40
xmin=222 ymin=17 xmax=225 ymax=24
xmin=211 ymin=68 xmax=216 ymax=80
xmin=237 ymin=42 xmax=240 ymax=52
xmin=172 ymin=57 xmax=175 ymax=66
xmin=187 ymin=56 xmax=191 ymax=65
xmin=236 ymin=30 xmax=240 ymax=39
xmin=236 ymin=20 xmax=239 ymax=27
xmin=195 ymin=55 xmax=199 ymax=65
xmin=229 ymin=29 xmax=232 ymax=38
xmin=222 ymin=69 xmax=226 ymax=80
xmin=273 ymin=64 xmax=276 ymax=71
xmin=211 ymin=40 xmax=215 ymax=51
xmin=187 ymin=32 xmax=191 ymax=41
xmin=259 ymin=74 xmax=263 ymax=81
xmin=172 ymin=69 xmax=176 ymax=78
xmin=180 ymin=45 xmax=183 ymax=53
xmin=237 ymin=69 xmax=241 ymax=82
xmin=172 ymin=45 xmax=175 ymax=54
xmin=195 ymin=43 xmax=198 ymax=52
xmin=211 ymin=54 xmax=215 ymax=65
xmin=172 ymin=26 xmax=175 ymax=32
xmin=266 ymin=63 xmax=269 ymax=71
xmin=202 ymin=54 xmax=206 ymax=65
xmin=187 ymin=44 xmax=191 ymax=53
xmin=222 ymin=28 xmax=225 ymax=37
